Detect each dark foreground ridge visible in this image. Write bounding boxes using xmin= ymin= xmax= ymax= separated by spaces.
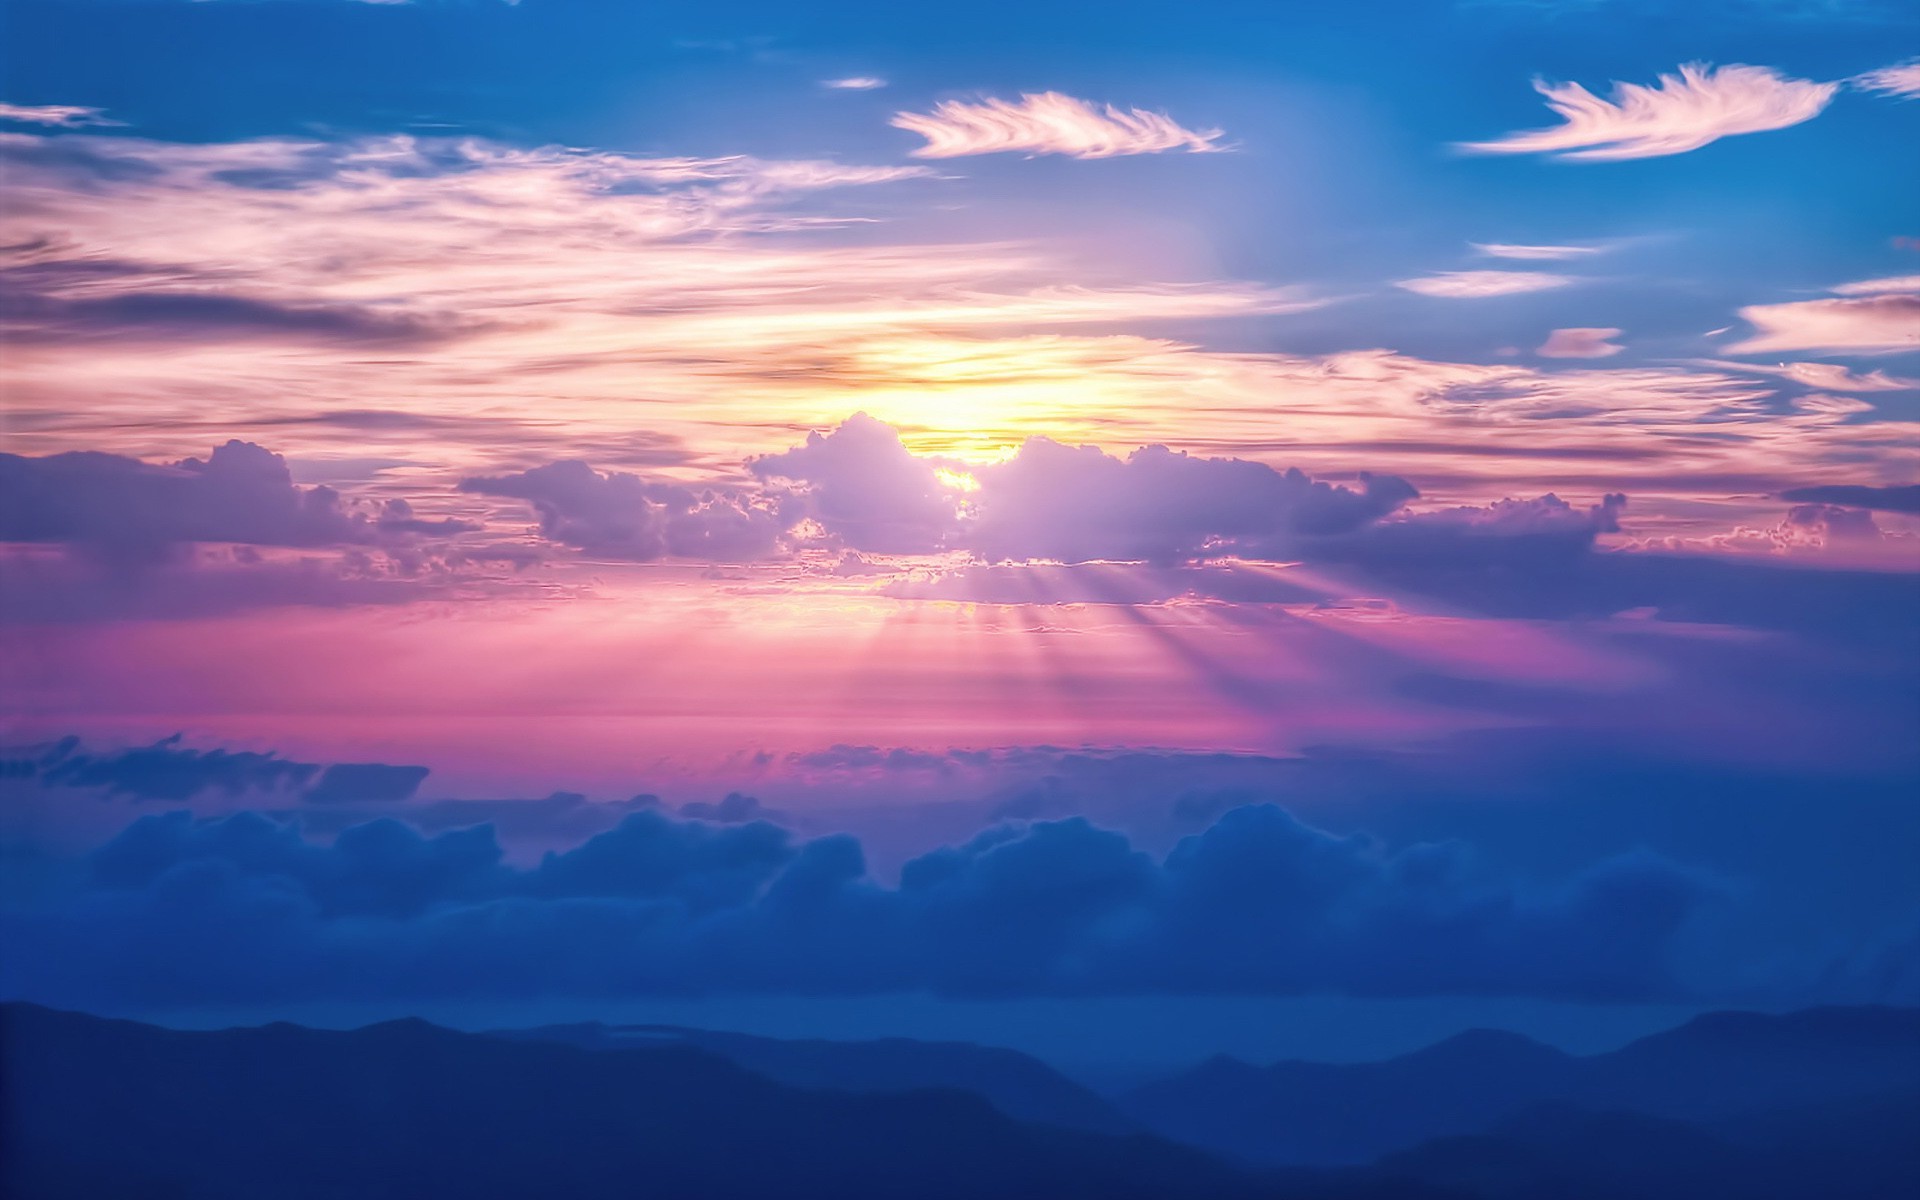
xmin=4 ymin=1003 xmax=1917 ymax=1199
xmin=0 ymin=1003 xmax=1440 ymax=1200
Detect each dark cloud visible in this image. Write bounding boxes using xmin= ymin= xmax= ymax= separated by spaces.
xmin=0 ymin=441 xmax=374 ymax=564
xmin=34 ymin=735 xmax=317 ymax=801
xmin=0 ymin=288 xmax=476 ymax=347
xmin=0 ymin=801 xmax=1715 ymax=1009
xmin=1779 ymin=484 xmax=1920 ymax=515
xmin=460 ymin=461 xmax=783 ymax=562
xmin=21 ymin=736 xmax=431 ymax=806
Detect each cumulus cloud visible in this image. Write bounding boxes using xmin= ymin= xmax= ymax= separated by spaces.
xmin=0 ymin=802 xmax=1714 ymax=1007
xmin=750 ymin=413 xmax=964 ymax=554
xmin=1538 ymin=327 xmax=1624 ymax=358
xmin=0 ymin=101 xmax=118 ymax=128
xmin=1459 ymin=63 xmax=1837 ymax=161
xmin=460 ymin=461 xmax=784 ymax=562
xmin=890 ymin=92 xmax=1224 ymax=159
xmin=0 ymin=441 xmax=381 ymax=564
xmin=1395 ymin=271 xmax=1573 ymax=298
xmin=962 ymin=440 xmax=1419 ymax=564
xmin=1853 ymin=59 xmax=1920 ymax=99
xmin=753 ymin=414 xmax=1419 ymax=563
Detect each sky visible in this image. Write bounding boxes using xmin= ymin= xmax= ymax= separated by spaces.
xmin=1 ymin=0 xmax=1917 ymax=1066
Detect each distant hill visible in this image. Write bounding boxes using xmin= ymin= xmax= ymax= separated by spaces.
xmin=489 ymin=1021 xmax=1137 ymax=1135
xmin=0 ymin=1004 xmax=1450 ymax=1200
xmin=1377 ymin=1090 xmax=1920 ymax=1200
xmin=1119 ymin=1006 xmax=1920 ymax=1167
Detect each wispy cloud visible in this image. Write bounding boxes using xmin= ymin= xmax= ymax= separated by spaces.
xmin=1831 ymin=274 xmax=1920 ymax=295
xmin=1538 ymin=327 xmax=1623 ymax=358
xmin=1725 ymin=275 xmax=1920 ymax=354
xmin=1853 ymin=58 xmax=1920 ymax=98
xmin=0 ymin=101 xmax=119 ymax=128
xmin=1395 ymin=270 xmax=1573 ymax=297
xmin=1724 ymin=295 xmax=1920 ymax=354
xmin=822 ymin=77 xmax=887 ymax=91
xmin=890 ymin=92 xmax=1224 ymax=159
xmin=1473 ymin=242 xmax=1607 ymax=260
xmin=1459 ymin=64 xmax=1837 ymax=161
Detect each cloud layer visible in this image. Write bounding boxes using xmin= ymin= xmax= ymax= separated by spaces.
xmin=0 ymin=802 xmax=1712 ymax=1008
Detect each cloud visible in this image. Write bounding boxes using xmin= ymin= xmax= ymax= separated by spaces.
xmin=890 ymin=92 xmax=1224 ymax=159
xmin=1472 ymin=243 xmax=1607 ymax=261
xmin=461 ymin=461 xmax=784 ymax=562
xmin=1702 ymin=360 xmax=1919 ymax=391
xmin=822 ymin=77 xmax=887 ymax=91
xmin=1854 ymin=58 xmax=1920 ymax=98
xmin=0 ymin=441 xmax=381 ymax=564
xmin=1459 ymin=63 xmax=1837 ymax=161
xmin=1538 ymin=327 xmax=1624 ymax=358
xmin=962 ymin=439 xmax=1419 ymax=565
xmin=0 ymin=802 xmax=1715 ymax=1007
xmin=0 ymin=102 xmax=118 ymax=128
xmin=1778 ymin=483 xmax=1920 ymax=514
xmin=26 ymin=735 xmax=432 ymax=805
xmin=1830 ymin=275 xmax=1920 ymax=296
xmin=1395 ymin=271 xmax=1573 ymax=298
xmin=753 ymin=414 xmax=1420 ymax=563
xmin=1724 ymin=294 xmax=1920 ymax=354
xmin=750 ymin=413 xmax=964 ymax=554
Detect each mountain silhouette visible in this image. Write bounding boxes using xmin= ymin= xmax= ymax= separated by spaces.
xmin=489 ymin=1021 xmax=1136 ymax=1135
xmin=0 ymin=1003 xmax=1451 ymax=1200
xmin=1119 ymin=1006 xmax=1920 ymax=1167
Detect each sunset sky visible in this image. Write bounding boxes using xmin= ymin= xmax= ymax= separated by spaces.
xmin=2 ymin=0 xmax=1917 ymax=1064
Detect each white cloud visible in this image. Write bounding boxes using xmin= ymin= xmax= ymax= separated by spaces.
xmin=1725 ymin=295 xmax=1920 ymax=354
xmin=1472 ymin=242 xmax=1606 ymax=260
xmin=1538 ymin=327 xmax=1623 ymax=358
xmin=822 ymin=77 xmax=887 ymax=91
xmin=1830 ymin=275 xmax=1920 ymax=296
xmin=890 ymin=92 xmax=1224 ymax=159
xmin=1854 ymin=59 xmax=1920 ymax=99
xmin=1395 ymin=270 xmax=1573 ymax=298
xmin=0 ymin=102 xmax=119 ymax=128
xmin=1458 ymin=63 xmax=1837 ymax=161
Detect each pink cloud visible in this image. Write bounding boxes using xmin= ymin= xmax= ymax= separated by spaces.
xmin=1538 ymin=328 xmax=1624 ymax=359
xmin=1854 ymin=59 xmax=1920 ymax=99
xmin=890 ymin=92 xmax=1224 ymax=159
xmin=1459 ymin=64 xmax=1837 ymax=161
xmin=1395 ymin=271 xmax=1572 ymax=298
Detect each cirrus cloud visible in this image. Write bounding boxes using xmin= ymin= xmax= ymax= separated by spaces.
xmin=890 ymin=92 xmax=1224 ymax=159
xmin=1459 ymin=63 xmax=1838 ymax=161
xmin=1853 ymin=59 xmax=1920 ymax=99
xmin=1395 ymin=270 xmax=1573 ymax=298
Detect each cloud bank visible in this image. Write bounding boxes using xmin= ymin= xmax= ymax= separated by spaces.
xmin=0 ymin=803 xmax=1713 ymax=1008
